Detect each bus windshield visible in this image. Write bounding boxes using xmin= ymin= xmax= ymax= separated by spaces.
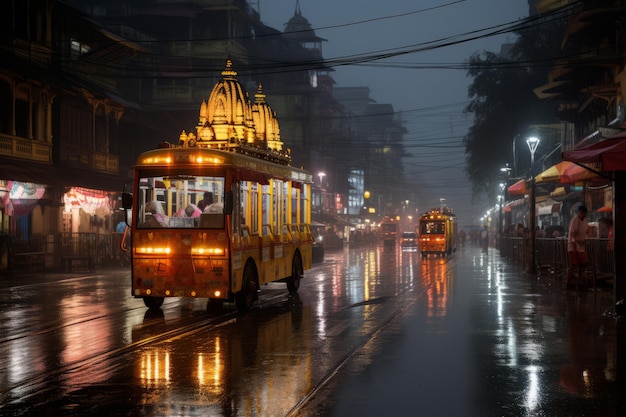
xmin=420 ymin=221 xmax=445 ymax=235
xmin=137 ymin=174 xmax=225 ymax=229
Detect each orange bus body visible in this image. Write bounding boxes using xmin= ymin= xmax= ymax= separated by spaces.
xmin=418 ymin=207 xmax=457 ymax=257
xmin=125 ymin=145 xmax=313 ymax=311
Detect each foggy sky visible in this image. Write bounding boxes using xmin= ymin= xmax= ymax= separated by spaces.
xmin=258 ymin=0 xmax=530 ymax=226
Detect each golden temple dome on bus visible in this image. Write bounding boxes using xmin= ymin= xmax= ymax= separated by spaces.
xmin=187 ymin=58 xmax=283 ymax=152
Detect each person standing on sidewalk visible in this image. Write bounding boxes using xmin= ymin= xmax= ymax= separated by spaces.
xmin=567 ymin=205 xmax=589 ymax=289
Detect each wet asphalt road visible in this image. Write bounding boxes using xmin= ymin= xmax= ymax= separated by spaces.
xmin=294 ymin=244 xmax=625 ymax=417
xmin=0 ymin=243 xmax=624 ymax=416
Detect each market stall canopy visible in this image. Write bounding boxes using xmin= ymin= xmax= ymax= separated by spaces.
xmin=536 ymin=161 xmax=567 ymax=183
xmin=508 ymin=178 xmax=527 ymax=196
xmin=535 ymin=160 xmax=599 ymax=184
xmin=550 ymin=186 xmax=566 ymax=197
xmin=503 ymin=198 xmax=525 ymax=213
xmin=561 ymin=131 xmax=626 ymax=172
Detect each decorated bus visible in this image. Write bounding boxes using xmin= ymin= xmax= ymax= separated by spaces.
xmin=121 ymin=59 xmax=313 ymax=311
xmin=418 ymin=207 xmax=457 ymax=257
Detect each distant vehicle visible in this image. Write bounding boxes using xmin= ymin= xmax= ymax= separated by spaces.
xmin=400 ymin=231 xmax=418 ymax=247
xmin=310 ymin=223 xmax=325 ymax=263
xmin=418 ymin=207 xmax=457 ymax=257
xmin=380 ymin=216 xmax=399 ymax=249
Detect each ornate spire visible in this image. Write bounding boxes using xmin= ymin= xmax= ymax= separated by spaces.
xmin=221 ymin=57 xmax=237 ymax=80
xmin=177 ymin=59 xmax=289 ymax=164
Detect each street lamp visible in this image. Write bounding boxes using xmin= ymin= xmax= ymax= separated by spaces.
xmin=499 ymin=164 xmax=511 ymax=233
xmin=498 ymin=181 xmax=505 ymax=236
xmin=497 ymin=193 xmax=503 ymax=243
xmin=526 ymin=136 xmax=540 ymax=274
xmin=317 ymin=172 xmax=326 ymax=186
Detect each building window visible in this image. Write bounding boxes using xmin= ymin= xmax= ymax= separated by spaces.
xmin=71 ymin=39 xmax=91 ymax=56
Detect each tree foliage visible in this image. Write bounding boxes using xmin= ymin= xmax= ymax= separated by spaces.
xmin=464 ymin=14 xmax=568 ymax=203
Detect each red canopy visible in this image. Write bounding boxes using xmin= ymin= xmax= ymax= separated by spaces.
xmin=508 ymin=178 xmax=527 ymax=196
xmin=561 ymin=131 xmax=626 ymax=172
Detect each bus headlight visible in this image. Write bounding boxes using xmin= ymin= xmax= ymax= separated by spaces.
xmin=191 ymin=247 xmax=224 ymax=255
xmin=136 ymin=247 xmax=171 ymax=254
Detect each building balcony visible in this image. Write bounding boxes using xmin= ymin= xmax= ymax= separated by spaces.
xmin=0 ymin=134 xmax=52 ymax=163
xmin=59 ymin=144 xmax=119 ymax=174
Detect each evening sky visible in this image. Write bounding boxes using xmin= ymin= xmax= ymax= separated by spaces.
xmin=258 ymin=0 xmax=530 ymax=226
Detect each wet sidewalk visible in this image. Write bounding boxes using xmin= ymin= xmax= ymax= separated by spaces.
xmin=296 ymin=245 xmax=626 ymax=417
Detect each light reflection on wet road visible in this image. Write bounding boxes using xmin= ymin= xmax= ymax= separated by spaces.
xmin=0 ymin=243 xmax=623 ymax=416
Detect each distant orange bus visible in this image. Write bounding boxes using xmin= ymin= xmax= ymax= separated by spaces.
xmin=380 ymin=216 xmax=399 ymax=249
xmin=418 ymin=207 xmax=457 ymax=257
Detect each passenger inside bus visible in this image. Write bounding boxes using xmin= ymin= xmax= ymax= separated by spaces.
xmin=175 ymin=204 xmax=202 ymax=218
xmin=197 ymin=192 xmax=214 ymax=212
xmin=203 ymin=197 xmax=223 ymax=213
xmin=143 ymin=201 xmax=169 ymax=227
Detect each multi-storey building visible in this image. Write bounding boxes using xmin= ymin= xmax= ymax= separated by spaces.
xmin=0 ymin=0 xmax=139 ymax=270
xmin=534 ymin=1 xmax=626 ymax=216
xmin=0 ymin=0 xmax=409 ymax=269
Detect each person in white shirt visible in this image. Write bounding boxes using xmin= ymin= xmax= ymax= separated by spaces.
xmin=567 ymin=205 xmax=589 ymax=289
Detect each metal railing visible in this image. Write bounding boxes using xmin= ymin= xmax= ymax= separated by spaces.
xmin=499 ymin=237 xmax=614 ymax=288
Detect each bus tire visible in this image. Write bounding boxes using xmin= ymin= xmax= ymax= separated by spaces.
xmin=287 ymin=253 xmax=303 ymax=293
xmin=143 ymin=296 xmax=164 ymax=309
xmin=235 ymin=263 xmax=257 ymax=312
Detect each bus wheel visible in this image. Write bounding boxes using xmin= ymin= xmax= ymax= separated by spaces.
xmin=143 ymin=296 xmax=164 ymax=309
xmin=235 ymin=266 xmax=257 ymax=312
xmin=287 ymin=254 xmax=303 ymax=293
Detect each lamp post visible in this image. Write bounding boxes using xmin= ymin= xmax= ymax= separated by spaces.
xmin=317 ymin=172 xmax=326 ymax=186
xmin=499 ymin=164 xmax=511 ymax=233
xmin=497 ymin=193 xmax=503 ymax=244
xmin=526 ymin=136 xmax=540 ymax=274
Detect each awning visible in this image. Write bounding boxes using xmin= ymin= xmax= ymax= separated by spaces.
xmin=63 ymin=187 xmax=114 ymax=215
xmin=535 ymin=160 xmax=599 ymax=184
xmin=0 ymin=157 xmax=131 ymax=192
xmin=503 ymin=198 xmax=525 ymax=212
xmin=312 ymin=212 xmax=350 ymax=226
xmin=508 ymin=179 xmax=527 ymax=196
xmin=550 ymin=186 xmax=566 ymax=197
xmin=535 ymin=161 xmax=567 ymax=183
xmin=1 ymin=181 xmax=47 ymax=217
xmin=562 ymin=131 xmax=626 ymax=172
